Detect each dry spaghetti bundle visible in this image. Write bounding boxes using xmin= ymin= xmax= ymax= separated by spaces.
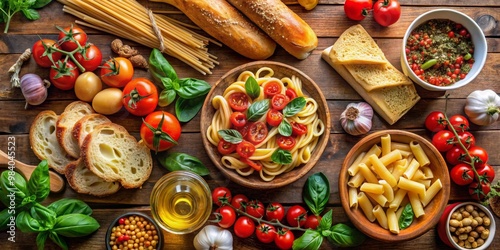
xmin=57 ymin=0 xmax=218 ymax=74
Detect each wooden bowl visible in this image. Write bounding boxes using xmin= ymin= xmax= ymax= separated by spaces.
xmin=338 ymin=130 xmax=450 ymax=242
xmin=200 ymin=61 xmax=331 ymax=189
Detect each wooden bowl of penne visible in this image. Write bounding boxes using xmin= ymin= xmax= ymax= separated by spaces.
xmin=339 ymin=130 xmax=450 ymax=242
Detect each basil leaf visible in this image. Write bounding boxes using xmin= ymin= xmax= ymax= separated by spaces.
xmin=245 ymin=76 xmax=260 ymax=99
xmin=303 ymin=172 xmax=330 ymax=215
xmin=271 ymin=149 xmax=292 ymax=164
xmin=318 ymin=209 xmax=333 ymax=231
xmin=53 ymin=214 xmax=100 ymax=237
xmin=49 ymin=231 xmax=68 ymax=250
xmin=157 ymin=152 xmax=210 ymax=176
xmin=149 ymin=48 xmax=178 ymax=84
xmin=36 ymin=231 xmax=50 ymax=250
xmin=399 ymin=203 xmax=414 ymax=229
xmin=30 ymin=203 xmax=56 ymax=230
xmin=22 ymin=9 xmax=40 ymax=20
xmin=0 ymin=170 xmax=29 ymax=208
xmin=0 ymin=209 xmax=11 ymax=231
xmin=218 ymin=129 xmax=243 ymax=144
xmin=246 ymin=99 xmax=270 ymax=122
xmin=175 ymin=95 xmax=205 ymax=122
xmin=328 ymin=223 xmax=366 ymax=247
xmin=292 ymin=229 xmax=323 ymax=250
xmin=177 ymin=78 xmax=211 ymax=99
xmin=283 ymin=97 xmax=306 ymax=117
xmin=16 ymin=210 xmax=43 ymax=233
xmin=27 ymin=160 xmax=50 ymax=203
xmin=33 ymin=0 xmax=53 ymax=9
xmin=278 ymin=119 xmax=292 ymax=136
xmin=47 ymin=198 xmax=92 ymax=217
xmin=158 ymin=88 xmax=177 ymax=107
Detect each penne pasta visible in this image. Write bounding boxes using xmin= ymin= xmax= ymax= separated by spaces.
xmin=389 ymin=188 xmax=408 ymax=209
xmin=366 ymin=192 xmax=389 ymax=207
xmin=379 ymin=180 xmax=394 ymax=202
xmin=379 ymin=150 xmax=403 ymax=166
xmin=348 ymin=152 xmax=367 ymax=176
xmin=403 ymin=158 xmax=420 ymax=179
xmin=358 ymin=163 xmax=379 ymax=184
xmin=369 ymin=155 xmax=397 ymax=187
xmin=410 ymin=141 xmax=430 ymax=167
xmin=360 ymin=183 xmax=384 ymax=195
xmin=373 ymin=205 xmax=389 ymax=229
xmin=349 ymin=187 xmax=358 ymax=209
xmin=421 ymin=166 xmax=434 ymax=179
xmin=391 ymin=142 xmax=411 ymax=152
xmin=381 ymin=134 xmax=391 ymax=156
xmin=358 ymin=192 xmax=376 ymax=222
xmin=387 ymin=207 xmax=400 ymax=234
xmin=397 ymin=177 xmax=426 ymax=198
xmin=421 ymin=179 xmax=443 ymax=207
xmin=348 ymin=172 xmax=365 ymax=188
xmin=408 ymin=191 xmax=425 ymax=218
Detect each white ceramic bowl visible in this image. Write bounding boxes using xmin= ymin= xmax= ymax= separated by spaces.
xmin=401 ymin=9 xmax=487 ymax=91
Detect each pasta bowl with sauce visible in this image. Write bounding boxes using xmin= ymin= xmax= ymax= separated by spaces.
xmin=339 ymin=130 xmax=450 ymax=242
xmin=200 ymin=61 xmax=330 ymax=189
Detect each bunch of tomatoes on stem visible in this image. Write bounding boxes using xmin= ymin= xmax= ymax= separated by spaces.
xmin=344 ymin=0 xmax=401 ymax=27
xmin=211 ymin=187 xmax=319 ymax=250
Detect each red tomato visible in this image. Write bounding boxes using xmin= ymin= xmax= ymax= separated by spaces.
xmin=446 ymin=146 xmax=466 ymax=166
xmin=275 ymin=228 xmax=294 ymax=250
xmin=236 ymin=124 xmax=250 ymax=138
xmin=236 ymin=140 xmax=256 ymax=158
xmin=291 ymin=122 xmax=307 ymax=136
xmin=100 ymin=57 xmax=134 ymax=88
xmin=256 ymin=223 xmax=276 ymax=244
xmin=266 ymin=109 xmax=283 ymax=127
xmin=247 ymin=122 xmax=268 ymax=145
xmin=122 ymin=78 xmax=158 ymax=116
xmin=285 ymin=88 xmax=297 ymax=100
xmin=467 ymin=146 xmax=488 ymax=168
xmin=140 ymin=111 xmax=181 ymax=152
xmin=230 ymin=112 xmax=247 ymax=128
xmin=74 ymin=43 xmax=103 ymax=72
xmin=234 ymin=216 xmax=255 ymax=238
xmin=241 ymin=158 xmax=263 ymax=171
xmin=49 ymin=60 xmax=79 ymax=90
xmin=215 ymin=206 xmax=236 ymax=228
xmin=271 ymin=94 xmax=289 ymax=110
xmin=344 ymin=0 xmax=373 ymax=21
xmin=246 ymin=200 xmax=265 ymax=218
xmin=57 ymin=25 xmax=88 ymax=51
xmin=266 ymin=202 xmax=285 ymax=222
xmin=457 ymin=131 xmax=476 ymax=149
xmin=373 ymin=0 xmax=401 ymax=27
xmin=286 ymin=205 xmax=307 ymax=227
xmin=425 ymin=111 xmax=448 ymax=132
xmin=431 ymin=130 xmax=455 ymax=152
xmin=264 ymin=80 xmax=282 ymax=97
xmin=476 ymin=163 xmax=495 ymax=183
xmin=450 ymin=163 xmax=474 ymax=186
xmin=32 ymin=39 xmax=62 ymax=68
xmin=212 ymin=187 xmax=232 ymax=207
xmin=228 ymin=92 xmax=249 ymax=111
xmin=304 ymin=215 xmax=321 ymax=230
xmin=276 ymin=136 xmax=296 ymax=150
xmin=217 ymin=139 xmax=237 ymax=155
xmin=448 ymin=114 xmax=470 ymax=132
xmin=468 ymin=182 xmax=491 ymax=201
xmin=231 ymin=194 xmax=249 ymax=210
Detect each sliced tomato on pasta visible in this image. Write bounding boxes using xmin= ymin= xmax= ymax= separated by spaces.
xmin=228 ymin=92 xmax=249 ymax=111
xmin=236 ymin=140 xmax=256 ymax=158
xmin=291 ymin=122 xmax=307 ymax=136
xmin=271 ymin=94 xmax=289 ymax=110
xmin=241 ymin=158 xmax=263 ymax=171
xmin=277 ymin=135 xmax=296 ymax=150
xmin=264 ymin=80 xmax=282 ymax=97
xmin=218 ymin=139 xmax=237 ymax=155
xmin=266 ymin=109 xmax=283 ymax=127
xmin=285 ymin=88 xmax=297 ymax=100
xmin=247 ymin=122 xmax=268 ymax=144
xmin=230 ymin=112 xmax=247 ymax=127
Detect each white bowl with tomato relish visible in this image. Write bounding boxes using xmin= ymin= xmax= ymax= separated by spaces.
xmin=401 ymin=9 xmax=487 ymax=91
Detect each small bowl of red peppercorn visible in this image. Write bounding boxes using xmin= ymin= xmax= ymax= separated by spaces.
xmin=106 ymin=212 xmax=163 ymax=250
xmin=401 ymin=9 xmax=487 ymax=91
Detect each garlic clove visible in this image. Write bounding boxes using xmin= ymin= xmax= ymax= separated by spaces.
xmin=340 ymin=102 xmax=373 ymax=136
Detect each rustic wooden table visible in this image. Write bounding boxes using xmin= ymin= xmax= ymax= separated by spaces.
xmin=0 ymin=0 xmax=499 ymax=249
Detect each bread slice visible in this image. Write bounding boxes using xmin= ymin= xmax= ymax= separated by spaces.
xmin=29 ymin=110 xmax=74 ymax=174
xmin=330 ymin=24 xmax=387 ymax=64
xmin=81 ymin=123 xmax=153 ymax=189
xmin=56 ymin=101 xmax=95 ymax=158
xmin=72 ymin=114 xmax=112 ymax=147
xmin=345 ymin=63 xmax=413 ymax=92
xmin=65 ymin=159 xmax=121 ymax=196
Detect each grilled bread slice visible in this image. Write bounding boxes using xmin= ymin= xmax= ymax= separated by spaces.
xmin=56 ymin=101 xmax=95 ymax=158
xmin=72 ymin=114 xmax=112 ymax=147
xmin=330 ymin=24 xmax=387 ymax=64
xmin=65 ymin=159 xmax=121 ymax=196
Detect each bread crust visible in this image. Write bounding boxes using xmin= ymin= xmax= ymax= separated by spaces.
xmin=65 ymin=159 xmax=121 ymax=197
xmin=56 ymin=101 xmax=94 ymax=158
xmin=72 ymin=113 xmax=112 ymax=147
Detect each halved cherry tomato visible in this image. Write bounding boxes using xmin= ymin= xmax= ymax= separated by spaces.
xmin=256 ymin=223 xmax=276 ymax=244
xmin=230 ymin=112 xmax=247 ymax=128
xmin=100 ymin=57 xmax=134 ymax=88
xmin=122 ymin=78 xmax=158 ymax=116
xmin=74 ymin=43 xmax=103 ymax=72
xmin=276 ymin=136 xmax=296 ymax=150
xmin=264 ymin=80 xmax=282 ymax=97
xmin=231 ymin=194 xmax=249 ymax=210
xmin=236 ymin=140 xmax=255 ymax=158
xmin=236 ymin=123 xmax=250 ymax=138
xmin=285 ymin=88 xmax=297 ymax=100
xmin=291 ymin=122 xmax=307 ymax=136
xmin=57 ymin=25 xmax=88 ymax=51
xmin=228 ymin=92 xmax=249 ymax=111
xmin=271 ymin=94 xmax=290 ymax=110
xmin=266 ymin=109 xmax=283 ymax=127
xmin=241 ymin=158 xmax=263 ymax=171
xmin=32 ymin=39 xmax=62 ymax=68
xmin=218 ymin=139 xmax=237 ymax=155
xmin=247 ymin=122 xmax=268 ymax=145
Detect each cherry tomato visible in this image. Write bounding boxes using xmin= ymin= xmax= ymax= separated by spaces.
xmin=271 ymin=94 xmax=289 ymax=110
xmin=448 ymin=114 xmax=470 ymax=132
xmin=74 ymin=72 xmax=102 ymax=102
xmin=100 ymin=57 xmax=134 ymax=88
xmin=215 ymin=206 xmax=236 ymax=228
xmin=247 ymin=122 xmax=268 ymax=145
xmin=425 ymin=111 xmax=448 ymax=132
xmin=212 ymin=187 xmax=232 ymax=207
xmin=276 ymin=136 xmax=296 ymax=150
xmin=373 ymin=0 xmax=401 ymax=27
xmin=236 ymin=140 xmax=255 ymax=158
xmin=140 ymin=111 xmax=181 ymax=152
xmin=344 ymin=0 xmax=373 ymax=21
xmin=32 ymin=39 xmax=62 ymax=68
xmin=304 ymin=215 xmax=321 ymax=230
xmin=217 ymin=139 xmax=237 ymax=155
xmin=256 ymin=223 xmax=276 ymax=244
xmin=92 ymin=88 xmax=123 ymax=115
xmin=275 ymin=228 xmax=294 ymax=250
xmin=246 ymin=200 xmax=265 ymax=218
xmin=231 ymin=194 xmax=249 ymax=210
xmin=286 ymin=205 xmax=307 ymax=227
xmin=236 ymin=124 xmax=250 ymax=138
xmin=285 ymin=88 xmax=297 ymax=100
xmin=476 ymin=163 xmax=495 ymax=183
xmin=49 ymin=60 xmax=79 ymax=90
xmin=446 ymin=146 xmax=466 ymax=166
xmin=291 ymin=122 xmax=307 ymax=136
xmin=266 ymin=109 xmax=283 ymax=127
xmin=228 ymin=92 xmax=249 ymax=111
xmin=57 ymin=25 xmax=88 ymax=51
xmin=263 ymin=80 xmax=282 ymax=97
xmin=467 ymin=146 xmax=488 ymax=168
xmin=468 ymin=182 xmax=491 ymax=201
xmin=450 ymin=163 xmax=474 ymax=186
xmin=234 ymin=216 xmax=255 ymax=238
xmin=74 ymin=43 xmax=103 ymax=72
xmin=230 ymin=112 xmax=247 ymax=128
xmin=122 ymin=78 xmax=158 ymax=116
xmin=457 ymin=131 xmax=476 ymax=149
xmin=241 ymin=158 xmax=263 ymax=171
xmin=431 ymin=130 xmax=455 ymax=152
xmin=266 ymin=202 xmax=285 ymax=222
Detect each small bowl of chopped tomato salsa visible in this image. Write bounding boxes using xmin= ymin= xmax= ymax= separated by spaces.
xmin=401 ymin=9 xmax=487 ymax=91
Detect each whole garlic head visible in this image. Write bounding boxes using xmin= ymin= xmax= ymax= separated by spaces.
xmin=340 ymin=102 xmax=373 ymax=136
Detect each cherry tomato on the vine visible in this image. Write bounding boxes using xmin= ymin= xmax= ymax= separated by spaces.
xmin=344 ymin=0 xmax=373 ymax=21
xmin=450 ymin=163 xmax=474 ymax=186
xmin=286 ymin=205 xmax=307 ymax=227
xmin=467 ymin=145 xmax=488 ymax=168
xmin=266 ymin=202 xmax=285 ymax=222
xmin=476 ymin=163 xmax=495 ymax=183
xmin=100 ymin=57 xmax=134 ymax=88
xmin=217 ymin=139 xmax=237 ymax=155
xmin=275 ymin=228 xmax=295 ymax=250
xmin=140 ymin=111 xmax=181 ymax=152
xmin=49 ymin=60 xmax=79 ymax=90
xmin=446 ymin=146 xmax=466 ymax=166
xmin=425 ymin=111 xmax=448 ymax=132
xmin=32 ymin=39 xmax=62 ymax=68
xmin=215 ymin=206 xmax=236 ymax=229
xmin=211 ymin=187 xmax=232 ymax=207
xmin=57 ymin=25 xmax=88 ymax=51
xmin=457 ymin=131 xmax=476 ymax=149
xmin=373 ymin=0 xmax=401 ymax=27
xmin=246 ymin=200 xmax=265 ymax=218
xmin=468 ymin=182 xmax=491 ymax=201
xmin=255 ymin=223 xmax=277 ymax=244
xmin=122 ymin=78 xmax=158 ymax=117
xmin=304 ymin=215 xmax=321 ymax=230
xmin=448 ymin=114 xmax=470 ymax=132
xmin=234 ymin=216 xmax=255 ymax=238
xmin=431 ymin=130 xmax=455 ymax=152
xmin=231 ymin=194 xmax=249 ymax=210
xmin=74 ymin=43 xmax=103 ymax=72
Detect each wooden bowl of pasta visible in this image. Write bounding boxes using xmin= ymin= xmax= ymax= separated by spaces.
xmin=200 ymin=61 xmax=330 ymax=189
xmin=338 ymin=130 xmax=450 ymax=242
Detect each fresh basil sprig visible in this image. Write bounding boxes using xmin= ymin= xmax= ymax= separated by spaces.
xmin=245 ymin=76 xmax=260 ymax=99
xmin=303 ymin=173 xmax=330 ymax=215
xmin=157 ymin=152 xmax=210 ymax=176
xmin=246 ymin=99 xmax=270 ymax=122
xmin=0 ymin=0 xmax=52 ymax=33
xmin=278 ymin=119 xmax=292 ymax=136
xmin=399 ymin=203 xmax=414 ymax=229
xmin=271 ymin=148 xmax=292 ymax=164
xmin=283 ymin=97 xmax=306 ymax=117
xmin=218 ymin=129 xmax=243 ymax=144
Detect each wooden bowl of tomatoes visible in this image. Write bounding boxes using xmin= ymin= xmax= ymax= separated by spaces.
xmin=200 ymin=61 xmax=331 ymax=189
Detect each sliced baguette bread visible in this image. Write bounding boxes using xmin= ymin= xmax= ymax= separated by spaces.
xmin=345 ymin=63 xmax=413 ymax=92
xmin=29 ymin=110 xmax=74 ymax=174
xmin=330 ymin=24 xmax=387 ymax=64
xmin=65 ymin=159 xmax=121 ymax=196
xmin=56 ymin=101 xmax=95 ymax=158
xmin=81 ymin=123 xmax=153 ymax=189
xmin=72 ymin=114 xmax=112 ymax=147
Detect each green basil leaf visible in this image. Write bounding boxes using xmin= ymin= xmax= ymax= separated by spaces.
xmin=149 ymin=48 xmax=178 ymax=84
xmin=292 ymin=229 xmax=323 ymax=250
xmin=16 ymin=210 xmax=43 ymax=233
xmin=278 ymin=119 xmax=292 ymax=136
xmin=177 ymin=78 xmax=211 ymax=99
xmin=36 ymin=231 xmax=49 ymax=250
xmin=33 ymin=0 xmax=53 ymax=9
xmin=328 ymin=223 xmax=366 ymax=247
xmin=318 ymin=209 xmax=333 ymax=231
xmin=218 ymin=129 xmax=243 ymax=144
xmin=158 ymin=88 xmax=177 ymax=107
xmin=53 ymin=214 xmax=100 ymax=237
xmin=47 ymin=198 xmax=92 ymax=217
xmin=49 ymin=231 xmax=68 ymax=250
xmin=161 ymin=77 xmax=174 ymax=90
xmin=175 ymin=95 xmax=205 ymax=122
xmin=1 ymin=171 xmax=28 ymax=208
xmin=271 ymin=149 xmax=292 ymax=164
xmin=246 ymin=99 xmax=270 ymax=122
xmin=0 ymin=209 xmax=11 ymax=231
xmin=22 ymin=9 xmax=40 ymax=20
xmin=303 ymin=172 xmax=330 ymax=215
xmin=283 ymin=97 xmax=306 ymax=117
xmin=30 ymin=203 xmax=56 ymax=230
xmin=27 ymin=160 xmax=50 ymax=203
xmin=157 ymin=152 xmax=210 ymax=176
xmin=245 ymin=76 xmax=260 ymax=99
xmin=399 ymin=203 xmax=414 ymax=229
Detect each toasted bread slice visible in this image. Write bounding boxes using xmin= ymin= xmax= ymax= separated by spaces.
xmin=81 ymin=123 xmax=153 ymax=189
xmin=29 ymin=110 xmax=74 ymax=174
xmin=330 ymin=24 xmax=387 ymax=64
xmin=65 ymin=159 xmax=121 ymax=197
xmin=72 ymin=114 xmax=112 ymax=147
xmin=345 ymin=63 xmax=413 ymax=92
xmin=56 ymin=101 xmax=95 ymax=158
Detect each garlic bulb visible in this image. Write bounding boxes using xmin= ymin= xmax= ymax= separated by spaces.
xmin=340 ymin=102 xmax=373 ymax=136
xmin=464 ymin=89 xmax=500 ymax=126
xmin=20 ymin=73 xmax=49 ymax=107
xmin=193 ymin=225 xmax=233 ymax=250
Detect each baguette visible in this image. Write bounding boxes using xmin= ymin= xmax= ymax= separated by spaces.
xmin=227 ymin=0 xmax=318 ymax=59
xmin=72 ymin=113 xmax=112 ymax=147
xmin=65 ymin=159 xmax=121 ymax=196
xmin=56 ymin=101 xmax=95 ymax=158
